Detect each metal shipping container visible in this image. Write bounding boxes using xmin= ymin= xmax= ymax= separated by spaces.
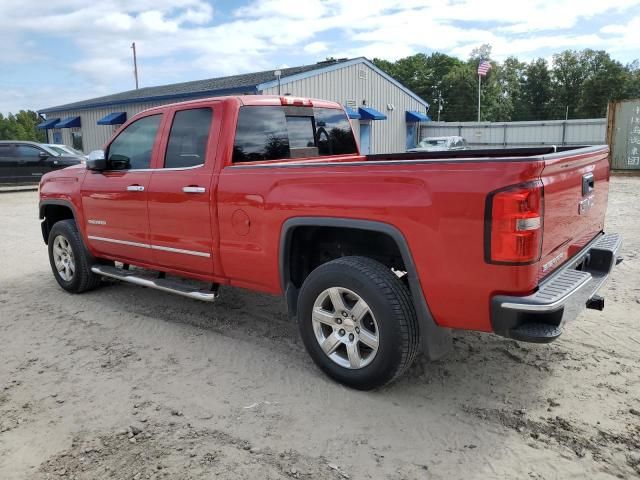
xmin=607 ymin=99 xmax=640 ymax=170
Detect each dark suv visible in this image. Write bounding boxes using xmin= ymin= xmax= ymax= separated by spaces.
xmin=0 ymin=141 xmax=83 ymax=184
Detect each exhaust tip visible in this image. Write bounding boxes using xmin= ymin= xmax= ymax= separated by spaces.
xmin=586 ymin=295 xmax=605 ymax=311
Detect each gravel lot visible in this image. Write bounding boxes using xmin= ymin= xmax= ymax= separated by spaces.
xmin=1 ymin=175 xmax=639 ymax=480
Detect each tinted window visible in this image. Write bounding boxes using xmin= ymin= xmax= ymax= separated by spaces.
xmin=16 ymin=145 xmax=41 ymax=159
xmin=286 ymin=116 xmax=315 ymax=148
xmin=108 ymin=114 xmax=162 ymax=170
xmin=164 ymin=108 xmax=212 ymax=168
xmin=313 ymin=108 xmax=358 ymax=156
xmin=0 ymin=145 xmax=14 ymax=159
xmin=233 ymin=107 xmax=289 ymax=162
xmin=233 ymin=106 xmax=357 ymax=163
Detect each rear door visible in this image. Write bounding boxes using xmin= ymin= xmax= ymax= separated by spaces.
xmin=147 ymin=105 xmax=219 ymax=275
xmin=538 ymin=147 xmax=610 ymax=278
xmin=81 ymin=113 xmax=163 ymax=265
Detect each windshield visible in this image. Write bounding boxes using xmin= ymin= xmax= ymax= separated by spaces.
xmin=419 ymin=139 xmax=447 ymax=147
xmin=48 ymin=146 xmax=67 ymax=155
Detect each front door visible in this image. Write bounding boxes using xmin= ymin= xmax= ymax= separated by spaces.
xmin=81 ymin=113 xmax=163 ymax=265
xmin=147 ymin=106 xmax=218 ymax=275
xmin=53 ymin=131 xmax=62 ymax=144
xmin=359 ymin=122 xmax=371 ymax=155
xmin=15 ymin=144 xmax=49 ymax=181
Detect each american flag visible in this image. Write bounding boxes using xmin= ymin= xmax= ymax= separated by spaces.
xmin=477 ymin=60 xmax=491 ymax=76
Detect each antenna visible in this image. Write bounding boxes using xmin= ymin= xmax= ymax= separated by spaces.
xmin=131 ymin=42 xmax=139 ymax=89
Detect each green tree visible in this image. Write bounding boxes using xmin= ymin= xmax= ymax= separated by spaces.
xmin=440 ymin=63 xmax=477 ymax=121
xmin=0 ymin=110 xmax=45 ymax=141
xmin=577 ymin=51 xmax=629 ymax=117
xmin=521 ymin=58 xmax=554 ymax=120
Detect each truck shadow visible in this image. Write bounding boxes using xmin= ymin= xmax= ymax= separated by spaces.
xmin=91 ymin=280 xmax=572 ymax=407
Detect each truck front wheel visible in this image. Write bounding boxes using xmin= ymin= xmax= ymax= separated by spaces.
xmin=297 ymin=256 xmax=419 ymax=389
xmin=48 ymin=219 xmax=102 ymax=293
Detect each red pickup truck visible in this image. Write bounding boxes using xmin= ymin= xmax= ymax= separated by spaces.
xmin=39 ymin=95 xmax=622 ymax=389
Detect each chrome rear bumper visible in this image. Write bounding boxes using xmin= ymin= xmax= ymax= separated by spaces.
xmin=491 ymin=232 xmax=622 ymax=343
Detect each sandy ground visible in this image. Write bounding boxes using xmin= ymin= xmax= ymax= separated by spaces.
xmin=0 ymin=176 xmax=639 ymax=480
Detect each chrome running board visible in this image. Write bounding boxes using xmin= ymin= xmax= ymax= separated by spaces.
xmin=91 ymin=265 xmax=218 ymax=302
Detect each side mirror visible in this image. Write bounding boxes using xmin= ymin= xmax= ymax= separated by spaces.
xmin=39 ymin=151 xmax=49 ymax=160
xmin=86 ymin=150 xmax=107 ymax=171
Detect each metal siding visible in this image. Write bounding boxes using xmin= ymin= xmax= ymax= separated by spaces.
xmin=420 ymin=119 xmax=606 ymax=148
xmin=47 ymin=64 xmax=427 ymax=155
xmin=42 ymin=97 xmax=213 ymax=153
xmin=263 ymin=63 xmax=427 ymax=153
xmin=609 ymin=99 xmax=640 ymax=170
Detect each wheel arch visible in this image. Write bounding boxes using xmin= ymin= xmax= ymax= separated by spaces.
xmin=279 ymin=217 xmax=452 ymax=359
xmin=39 ymin=200 xmax=79 ymax=245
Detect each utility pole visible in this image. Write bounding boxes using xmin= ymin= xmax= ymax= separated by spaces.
xmin=131 ymin=42 xmax=139 ymax=89
xmin=435 ymin=89 xmax=443 ymax=122
xmin=477 ymin=75 xmax=481 ymax=122
xmin=274 ymin=70 xmax=281 ymax=95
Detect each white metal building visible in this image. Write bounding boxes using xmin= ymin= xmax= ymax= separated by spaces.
xmin=38 ymin=57 xmax=430 ymax=155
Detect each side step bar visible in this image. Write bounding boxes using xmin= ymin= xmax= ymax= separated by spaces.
xmin=91 ymin=265 xmax=218 ymax=302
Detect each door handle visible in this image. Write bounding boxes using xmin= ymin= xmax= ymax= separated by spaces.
xmin=126 ymin=185 xmax=145 ymax=192
xmin=182 ymin=186 xmax=206 ymax=193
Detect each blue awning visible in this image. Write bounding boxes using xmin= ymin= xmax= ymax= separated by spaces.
xmin=358 ymin=107 xmax=387 ymax=120
xmin=406 ymin=111 xmax=430 ymax=122
xmin=343 ymin=106 xmax=361 ymax=119
xmin=97 ymin=111 xmax=127 ymax=125
xmin=37 ymin=118 xmax=60 ymax=129
xmin=56 ymin=116 xmax=81 ymax=128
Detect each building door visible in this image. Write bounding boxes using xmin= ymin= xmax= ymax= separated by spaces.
xmin=360 ymin=122 xmax=371 ymax=154
xmin=52 ymin=131 xmax=62 ymax=144
xmin=406 ymin=124 xmax=416 ymax=150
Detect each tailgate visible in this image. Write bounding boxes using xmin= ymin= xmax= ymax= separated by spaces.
xmin=538 ymin=146 xmax=610 ymax=279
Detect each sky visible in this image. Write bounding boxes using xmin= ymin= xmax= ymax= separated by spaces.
xmin=1 ymin=0 xmax=639 ymax=114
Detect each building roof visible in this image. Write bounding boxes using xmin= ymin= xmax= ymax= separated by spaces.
xmin=39 ymin=58 xmax=354 ymax=113
xmin=39 ymin=56 xmax=429 ymax=114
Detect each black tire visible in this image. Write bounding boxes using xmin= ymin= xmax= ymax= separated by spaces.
xmin=48 ymin=219 xmax=102 ymax=293
xmin=297 ymin=256 xmax=419 ymax=390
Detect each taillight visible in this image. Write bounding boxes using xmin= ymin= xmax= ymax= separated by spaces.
xmin=280 ymin=96 xmax=313 ymax=106
xmin=485 ymin=181 xmax=544 ymax=264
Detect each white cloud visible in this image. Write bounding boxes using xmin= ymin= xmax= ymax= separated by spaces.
xmin=303 ymin=41 xmax=328 ymax=54
xmin=1 ymin=0 xmax=639 ymax=113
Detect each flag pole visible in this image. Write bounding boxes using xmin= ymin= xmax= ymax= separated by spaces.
xmin=477 ymin=74 xmax=481 ymax=122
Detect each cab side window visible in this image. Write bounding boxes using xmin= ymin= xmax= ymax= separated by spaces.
xmin=164 ymin=108 xmax=212 ymax=169
xmin=16 ymin=145 xmax=42 ymax=159
xmin=107 ymin=114 xmax=162 ymax=170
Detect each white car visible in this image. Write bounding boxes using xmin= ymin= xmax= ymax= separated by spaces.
xmin=407 ymin=136 xmax=467 ymax=152
xmin=45 ymin=144 xmax=87 ymax=161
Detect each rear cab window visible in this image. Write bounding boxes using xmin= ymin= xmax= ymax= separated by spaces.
xmin=232 ymin=105 xmax=357 ymax=163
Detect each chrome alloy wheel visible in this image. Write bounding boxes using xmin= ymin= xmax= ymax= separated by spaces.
xmin=53 ymin=235 xmax=75 ymax=282
xmin=311 ymin=287 xmax=379 ymax=369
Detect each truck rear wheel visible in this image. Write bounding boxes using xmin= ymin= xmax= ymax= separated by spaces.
xmin=297 ymin=256 xmax=419 ymax=389
xmin=48 ymin=219 xmax=102 ymax=293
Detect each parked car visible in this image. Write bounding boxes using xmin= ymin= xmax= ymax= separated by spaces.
xmin=38 ymin=96 xmax=621 ymax=390
xmin=0 ymin=141 xmax=84 ymax=184
xmin=45 ymin=143 xmax=87 ymax=161
xmin=407 ymin=135 xmax=467 ymax=152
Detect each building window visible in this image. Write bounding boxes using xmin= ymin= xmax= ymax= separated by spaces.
xmin=71 ymin=131 xmax=83 ymax=152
